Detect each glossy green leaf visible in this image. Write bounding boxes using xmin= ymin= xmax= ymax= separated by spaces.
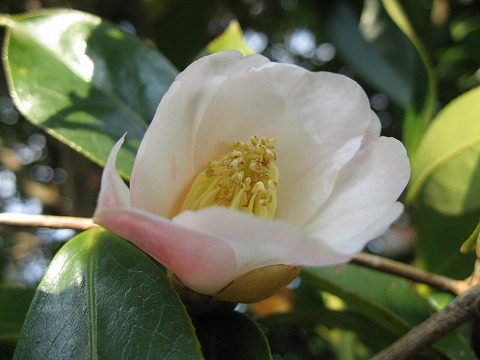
xmin=0 ymin=285 xmax=34 ymax=341
xmin=302 ymin=265 xmax=476 ymax=359
xmin=406 ymin=86 xmax=480 ymax=215
xmin=200 ymin=20 xmax=255 ymax=57
xmin=194 ymin=310 xmax=271 ymax=360
xmin=13 ymin=228 xmax=202 ymax=360
xmin=1 ymin=10 xmax=177 ymax=179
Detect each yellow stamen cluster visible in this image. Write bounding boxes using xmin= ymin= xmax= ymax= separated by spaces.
xmin=180 ymin=136 xmax=279 ymax=219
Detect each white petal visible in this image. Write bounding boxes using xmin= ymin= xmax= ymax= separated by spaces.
xmin=304 ymin=137 xmax=410 ymax=233
xmin=95 ymin=207 xmax=237 ymax=295
xmin=130 ymin=51 xmax=270 ymax=217
xmin=94 ymin=135 xmax=130 ymax=214
xmin=191 ymin=67 xmax=378 ymax=226
xmin=173 ymin=207 xmax=351 ymax=278
xmin=308 ymin=203 xmax=404 ymax=257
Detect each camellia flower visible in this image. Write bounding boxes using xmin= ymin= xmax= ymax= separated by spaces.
xmin=94 ymin=50 xmax=410 ymax=303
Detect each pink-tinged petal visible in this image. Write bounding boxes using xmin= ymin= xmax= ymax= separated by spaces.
xmin=94 ymin=208 xmax=237 ymax=295
xmin=191 ymin=68 xmax=377 ymax=226
xmin=95 ymin=135 xmax=130 ymax=212
xmin=173 ymin=208 xmax=302 ymax=276
xmin=304 ymin=137 xmax=410 ymax=233
xmin=173 ymin=207 xmax=350 ymax=277
xmin=130 ymin=51 xmax=271 ymax=218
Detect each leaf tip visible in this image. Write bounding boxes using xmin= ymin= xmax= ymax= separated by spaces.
xmin=0 ymin=14 xmax=14 ymax=28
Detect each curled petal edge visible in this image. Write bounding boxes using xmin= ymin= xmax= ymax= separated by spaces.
xmin=309 ymin=202 xmax=404 ymax=259
xmin=95 ymin=135 xmax=130 ymax=211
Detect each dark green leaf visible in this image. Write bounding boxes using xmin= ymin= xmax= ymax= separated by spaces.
xmin=2 ymin=10 xmax=177 ymax=179
xmin=261 ymin=308 xmax=398 ymax=355
xmin=147 ymin=0 xmax=214 ymax=70
xmin=382 ymin=0 xmax=436 ymax=157
xmin=0 ymin=285 xmax=34 ymax=341
xmin=13 ymin=228 xmax=202 ymax=360
xmin=302 ymin=265 xmax=476 ymax=359
xmin=323 ymin=0 xmax=411 ymax=108
xmin=302 ymin=265 xmax=431 ymax=335
xmin=194 ymin=310 xmax=272 ymax=360
xmin=414 ymin=206 xmax=478 ymax=279
xmin=323 ymin=0 xmax=435 ymax=157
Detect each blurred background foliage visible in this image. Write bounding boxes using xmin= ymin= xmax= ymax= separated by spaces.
xmin=0 ymin=0 xmax=480 ymax=358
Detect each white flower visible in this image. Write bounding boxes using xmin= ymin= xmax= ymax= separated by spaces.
xmin=94 ymin=51 xmax=410 ymax=303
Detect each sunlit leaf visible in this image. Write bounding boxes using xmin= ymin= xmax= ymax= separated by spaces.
xmin=1 ymin=10 xmax=177 ymax=179
xmin=406 ymin=85 xmax=480 ymax=215
xmin=200 ymin=20 xmax=255 ymax=57
xmin=13 ymin=228 xmax=202 ymax=360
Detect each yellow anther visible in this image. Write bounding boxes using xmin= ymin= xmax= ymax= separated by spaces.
xmin=180 ymin=136 xmax=279 ymax=219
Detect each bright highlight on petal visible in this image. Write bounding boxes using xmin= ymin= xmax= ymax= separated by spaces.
xmin=180 ymin=136 xmax=279 ymax=220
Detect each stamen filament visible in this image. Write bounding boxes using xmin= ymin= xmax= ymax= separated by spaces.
xmin=180 ymin=136 xmax=279 ymax=219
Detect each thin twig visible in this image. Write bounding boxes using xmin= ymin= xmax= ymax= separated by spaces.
xmin=371 ymin=282 xmax=480 ymax=360
xmin=351 ymin=252 xmax=467 ymax=295
xmin=0 ymin=213 xmax=96 ymax=230
xmin=0 ymin=213 xmax=469 ymax=295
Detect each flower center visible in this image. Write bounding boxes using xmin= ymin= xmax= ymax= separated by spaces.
xmin=180 ymin=136 xmax=279 ymax=219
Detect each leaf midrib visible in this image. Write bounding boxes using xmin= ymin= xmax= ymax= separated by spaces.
xmin=87 ymin=234 xmax=98 ymax=360
xmin=408 ymin=135 xmax=480 ymax=202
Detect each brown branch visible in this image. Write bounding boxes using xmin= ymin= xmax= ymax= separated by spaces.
xmin=371 ymin=282 xmax=480 ymax=360
xmin=351 ymin=252 xmax=468 ymax=295
xmin=0 ymin=213 xmax=469 ymax=295
xmin=0 ymin=213 xmax=96 ymax=230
